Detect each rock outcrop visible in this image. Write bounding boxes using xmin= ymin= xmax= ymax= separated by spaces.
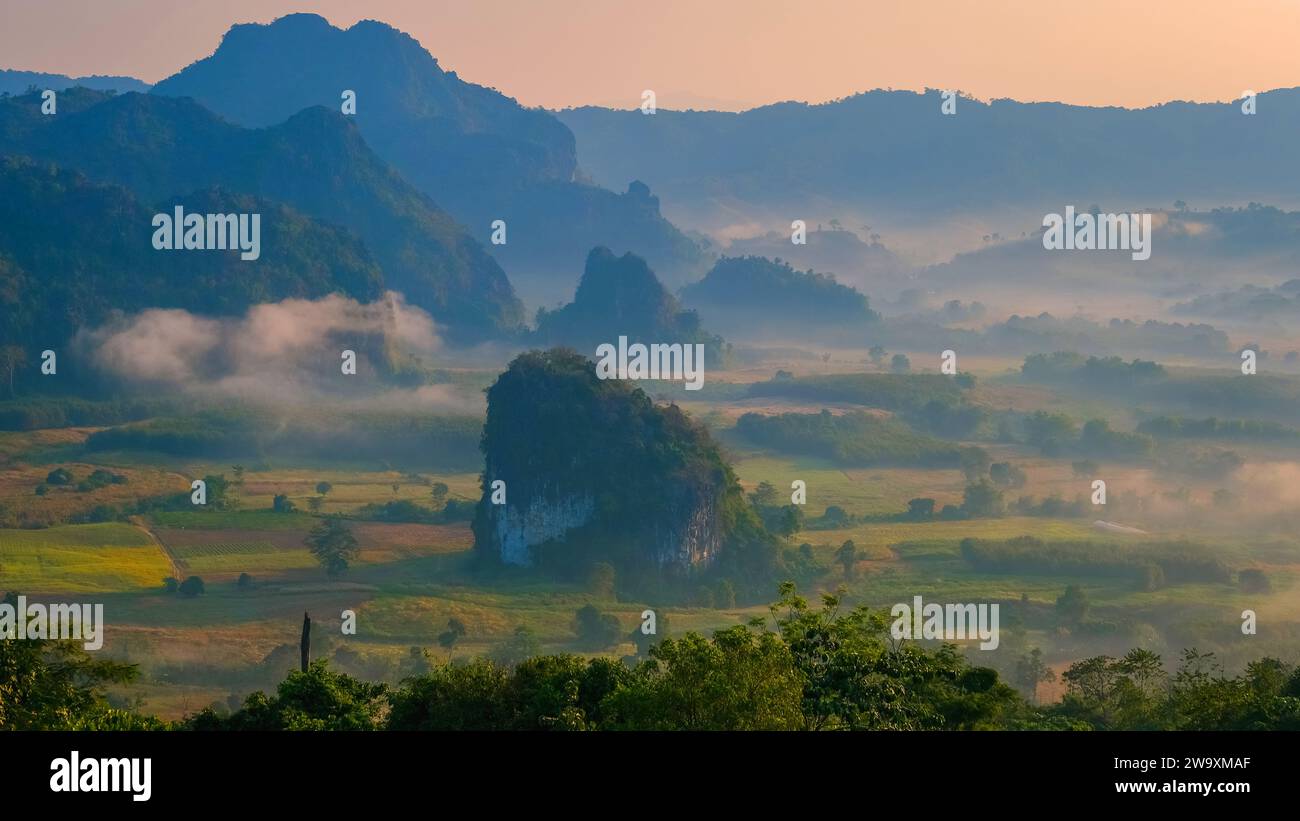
xmin=472 ymin=348 xmax=740 ymax=576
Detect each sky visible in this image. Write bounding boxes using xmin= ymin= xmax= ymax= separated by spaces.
xmin=2 ymin=0 xmax=1299 ymax=111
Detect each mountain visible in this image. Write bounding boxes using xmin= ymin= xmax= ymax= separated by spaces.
xmin=680 ymin=255 xmax=879 ymax=339
xmin=722 ymin=227 xmax=911 ymax=294
xmin=0 ymin=88 xmax=523 ymax=340
xmin=150 ymin=13 xmax=707 ymax=306
xmin=534 ymin=247 xmax=723 ymax=363
xmin=558 ymin=89 xmax=1300 ymax=245
xmin=472 ymin=348 xmax=778 ymax=587
xmin=0 ymin=69 xmax=149 ymax=96
xmin=0 ymin=156 xmax=383 ymax=360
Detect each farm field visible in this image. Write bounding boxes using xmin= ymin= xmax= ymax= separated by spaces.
xmin=0 ymin=522 xmax=173 ymax=593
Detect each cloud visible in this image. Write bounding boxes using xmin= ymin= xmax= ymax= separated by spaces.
xmin=77 ymin=293 xmax=474 ymax=410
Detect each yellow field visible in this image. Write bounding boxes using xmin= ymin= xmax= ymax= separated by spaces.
xmin=0 ymin=522 xmax=173 ymax=593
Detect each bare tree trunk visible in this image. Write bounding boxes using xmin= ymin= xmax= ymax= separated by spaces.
xmin=300 ymin=611 xmax=311 ymax=672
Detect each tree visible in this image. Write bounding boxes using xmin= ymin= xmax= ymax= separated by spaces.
xmin=438 ymin=618 xmax=467 ymax=659
xmin=1015 ymin=648 xmax=1056 ymax=704
xmin=1056 ymin=585 xmax=1090 ymax=627
xmin=604 ymin=626 xmax=805 ymax=730
xmin=232 ymin=465 xmax=246 ymax=483
xmin=890 ymin=353 xmax=911 ymax=373
xmin=307 ymin=496 xmax=323 ymax=512
xmin=960 ymin=447 xmax=991 ymax=481
xmin=961 ymin=479 xmax=1004 ymax=517
xmin=573 ymin=604 xmax=622 ymax=649
xmin=748 ymin=481 xmax=780 ymax=508
xmin=0 ymin=593 xmax=153 ymax=730
xmin=0 ymin=345 xmax=26 ymax=398
xmin=715 ymin=579 xmax=737 ymax=609
xmin=315 ymin=481 xmax=332 ymax=496
xmin=587 ymin=562 xmax=616 ymax=599
xmin=989 ymin=462 xmax=1026 ymax=488
xmin=45 ymin=467 xmax=73 ymax=486
xmin=430 ymin=482 xmax=449 ymax=507
xmin=237 ymin=573 xmax=254 ymax=589
xmin=179 ymin=576 xmax=206 ymax=597
xmin=491 ymin=626 xmax=541 ymax=667
xmin=868 ymin=345 xmax=887 ymax=366
xmin=185 ymin=660 xmax=387 ymax=731
xmin=835 ymin=540 xmax=860 ymax=579
xmin=272 ymin=494 xmax=296 ymax=513
xmin=906 ymin=497 xmax=936 ymax=520
xmin=305 ymin=519 xmax=360 ymax=576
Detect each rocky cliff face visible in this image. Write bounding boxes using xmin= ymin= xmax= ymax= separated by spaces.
xmin=491 ymin=488 xmax=596 ymax=567
xmin=649 ymin=492 xmax=721 ymax=568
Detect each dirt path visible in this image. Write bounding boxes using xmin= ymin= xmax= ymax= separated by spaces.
xmin=129 ymin=515 xmax=186 ymax=579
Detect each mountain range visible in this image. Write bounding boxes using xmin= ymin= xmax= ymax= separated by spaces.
xmin=150 ymin=13 xmax=707 ymax=306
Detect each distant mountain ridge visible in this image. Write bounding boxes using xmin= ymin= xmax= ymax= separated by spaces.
xmin=0 ymin=69 xmax=149 ymax=96
xmin=558 ymin=88 xmax=1300 ymax=226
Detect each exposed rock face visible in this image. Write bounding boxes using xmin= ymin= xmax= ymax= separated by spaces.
xmin=492 ymin=489 xmax=596 ymax=567
xmin=649 ymin=491 xmax=721 ymax=568
xmin=472 ymin=348 xmax=736 ymax=575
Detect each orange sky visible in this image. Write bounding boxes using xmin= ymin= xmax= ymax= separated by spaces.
xmin=2 ymin=0 xmax=1298 ymax=111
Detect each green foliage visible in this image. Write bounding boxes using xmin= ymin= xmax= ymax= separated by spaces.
xmin=178 ymin=575 xmax=206 ymax=597
xmin=1022 ymin=352 xmax=1166 ymax=389
xmin=271 ymin=494 xmax=296 ymax=513
xmin=533 ymin=248 xmax=724 ymax=362
xmin=735 ymin=410 xmax=966 ymax=467
xmin=587 ymin=562 xmax=616 ymax=598
xmin=491 ymin=626 xmax=542 ymax=667
xmin=989 ymin=461 xmax=1027 ymax=488
xmin=747 ymin=372 xmax=964 ymax=410
xmin=961 ymin=536 xmax=1233 ymax=585
xmin=304 ymin=518 xmax=360 ymax=576
xmin=679 ymin=255 xmax=879 ymax=329
xmin=186 ymin=660 xmax=387 ymax=730
xmin=0 ymin=592 xmax=148 ymax=730
xmin=0 ymin=395 xmax=182 ymax=431
xmin=86 ymin=408 xmax=483 ymax=470
xmin=1139 ymin=415 xmax=1300 ymax=442
xmin=474 ymin=349 xmax=780 ymax=592
xmin=961 ymin=480 xmax=1004 ymax=517
xmin=573 ymin=604 xmax=622 ymax=649
xmin=438 ymin=618 xmax=467 ymax=654
xmin=1056 ymin=585 xmax=1091 ymax=627
xmin=45 ymin=467 xmax=73 ymax=486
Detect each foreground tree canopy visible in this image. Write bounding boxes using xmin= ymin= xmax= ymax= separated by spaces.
xmin=7 ymin=586 xmax=1300 ymax=731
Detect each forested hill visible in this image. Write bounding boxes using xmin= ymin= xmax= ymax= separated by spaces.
xmin=0 ymin=88 xmax=524 ymax=341
xmin=681 ymin=255 xmax=879 ymax=335
xmin=0 ymin=157 xmax=384 ymax=363
xmin=534 ymin=248 xmax=724 ymax=362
